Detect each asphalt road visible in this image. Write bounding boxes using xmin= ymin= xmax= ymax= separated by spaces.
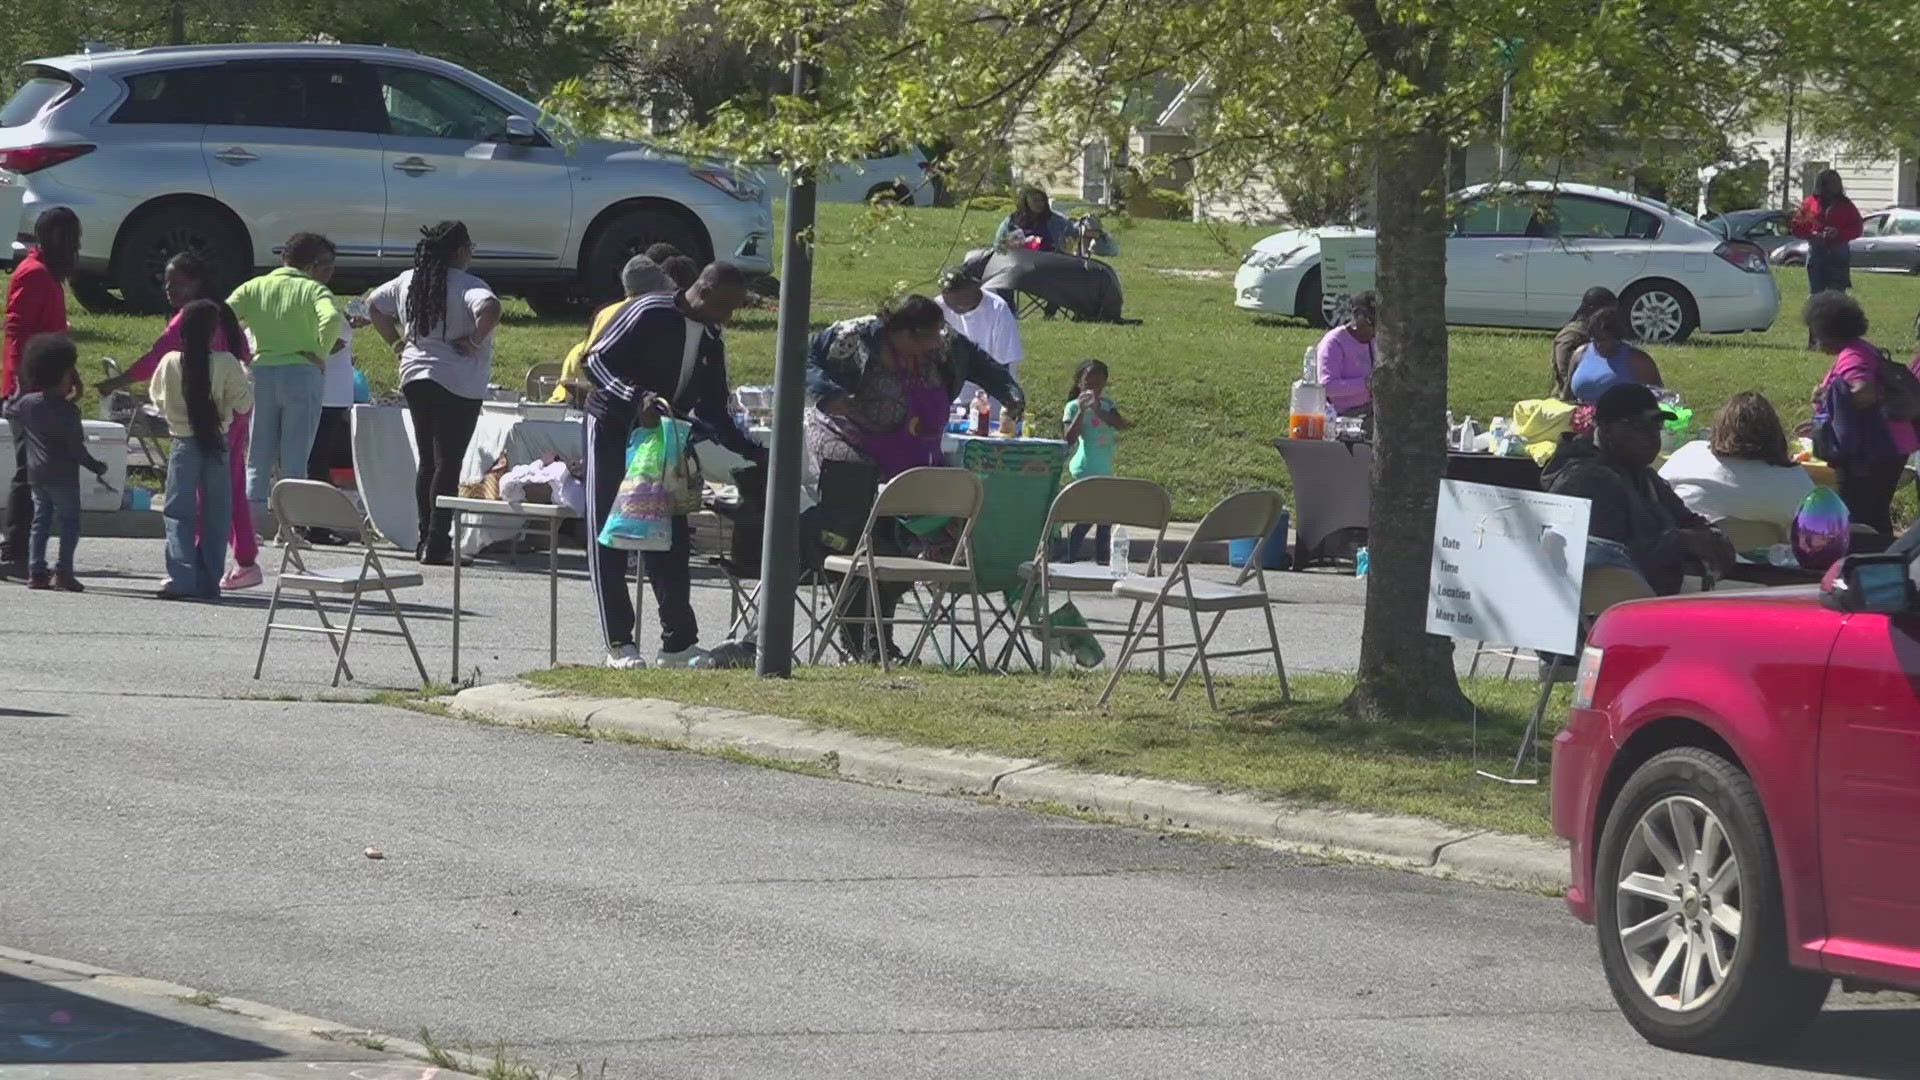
xmin=3 ymin=678 xmax=1915 ymax=1078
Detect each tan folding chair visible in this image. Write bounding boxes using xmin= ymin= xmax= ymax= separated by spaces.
xmin=1098 ymin=489 xmax=1290 ymax=709
xmin=1001 ymin=477 xmax=1173 ymax=674
xmin=812 ymin=468 xmax=986 ymax=673
xmin=523 ymin=361 xmax=564 ymax=402
xmin=254 ymin=480 xmax=429 ymax=688
xmin=1717 ymin=517 xmax=1788 ymax=552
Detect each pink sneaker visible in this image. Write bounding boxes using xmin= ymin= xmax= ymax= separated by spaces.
xmin=220 ymin=563 xmax=264 ymax=591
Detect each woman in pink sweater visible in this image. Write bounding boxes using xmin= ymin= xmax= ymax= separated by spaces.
xmin=99 ymin=252 xmax=263 ymax=588
xmin=1315 ymin=290 xmax=1377 ymax=416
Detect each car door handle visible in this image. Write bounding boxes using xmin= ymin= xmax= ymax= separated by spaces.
xmin=213 ymin=147 xmax=257 ymax=164
xmin=392 ymin=157 xmax=435 ymax=175
xmin=1495 ymin=252 xmax=1523 ymax=262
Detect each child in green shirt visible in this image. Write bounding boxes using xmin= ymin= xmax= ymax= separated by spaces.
xmin=1062 ymin=359 xmax=1129 ymax=562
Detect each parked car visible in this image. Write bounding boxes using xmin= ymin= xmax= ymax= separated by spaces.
xmin=1552 ymin=550 xmax=1920 ymax=1053
xmin=1704 ymin=208 xmax=1797 ymax=257
xmin=1772 ymin=206 xmax=1920 ymax=272
xmin=0 ymin=43 xmax=773 ymax=313
xmin=814 ymin=145 xmax=942 ymax=205
xmin=1233 ymin=182 xmax=1779 ymax=343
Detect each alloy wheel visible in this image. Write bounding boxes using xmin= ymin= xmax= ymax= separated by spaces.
xmin=1614 ymin=795 xmax=1745 ymax=1013
xmin=1629 ymin=290 xmax=1685 ymax=342
xmin=1321 ymin=291 xmax=1352 ymax=328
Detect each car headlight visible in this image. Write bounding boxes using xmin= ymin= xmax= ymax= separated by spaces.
xmin=692 ymin=167 xmax=763 ymax=202
xmin=1572 ymin=646 xmax=1604 ymax=710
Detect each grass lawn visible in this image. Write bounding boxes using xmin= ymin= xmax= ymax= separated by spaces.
xmin=523 ymin=665 xmax=1567 ymax=837
xmin=15 ymin=201 xmax=1920 ymax=518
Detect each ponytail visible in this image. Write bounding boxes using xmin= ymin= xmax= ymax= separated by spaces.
xmin=177 ymin=300 xmax=225 ymax=452
xmin=405 ymin=220 xmax=471 ymax=339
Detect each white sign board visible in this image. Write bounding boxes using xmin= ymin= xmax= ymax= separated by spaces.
xmin=1319 ymin=235 xmax=1377 ymax=304
xmin=1427 ymin=480 xmax=1591 ymax=656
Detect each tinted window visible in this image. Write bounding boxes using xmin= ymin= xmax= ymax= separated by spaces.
xmin=1743 ymin=215 xmax=1790 ymax=239
xmin=377 ymin=67 xmax=515 ymax=143
xmin=1543 ymin=197 xmax=1660 ymax=240
xmin=1452 ymin=197 xmax=1534 ymax=237
xmin=0 ymin=75 xmax=75 ymax=127
xmin=216 ymin=63 xmax=378 ymax=132
xmin=111 ymin=67 xmax=222 ymax=125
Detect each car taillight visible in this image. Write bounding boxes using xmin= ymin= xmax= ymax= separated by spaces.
xmin=1572 ymin=646 xmax=1605 ymax=710
xmin=0 ymin=144 xmax=94 ymax=175
xmin=1714 ymin=241 xmax=1768 ymax=274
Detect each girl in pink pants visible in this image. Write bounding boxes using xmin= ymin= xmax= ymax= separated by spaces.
xmin=98 ymin=252 xmax=262 ymax=588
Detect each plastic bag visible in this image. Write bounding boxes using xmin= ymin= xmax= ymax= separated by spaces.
xmin=598 ymin=416 xmax=695 ymax=551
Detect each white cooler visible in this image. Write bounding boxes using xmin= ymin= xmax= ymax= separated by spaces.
xmin=0 ymin=419 xmax=130 ymax=511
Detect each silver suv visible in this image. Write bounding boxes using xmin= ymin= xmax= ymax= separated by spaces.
xmin=0 ymin=43 xmax=773 ymax=313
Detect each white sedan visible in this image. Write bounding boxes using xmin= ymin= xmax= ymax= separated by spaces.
xmin=1233 ymin=182 xmax=1780 ymax=343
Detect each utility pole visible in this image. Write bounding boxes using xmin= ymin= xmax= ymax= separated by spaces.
xmin=1495 ymin=37 xmax=1522 ymax=177
xmin=169 ymin=0 xmax=186 ymax=45
xmin=755 ymin=51 xmax=817 ymax=678
xmin=1781 ymin=81 xmax=1796 ymax=212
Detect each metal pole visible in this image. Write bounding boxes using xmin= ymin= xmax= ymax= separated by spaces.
xmin=169 ymin=0 xmax=186 ymax=45
xmin=756 ymin=57 xmax=817 ymax=678
xmin=1781 ymin=82 xmax=1796 ymax=212
xmin=1496 ymin=71 xmax=1512 ymax=176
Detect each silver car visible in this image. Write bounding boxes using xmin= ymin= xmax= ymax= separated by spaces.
xmin=1772 ymin=206 xmax=1920 ymax=273
xmin=0 ymin=43 xmax=773 ymax=313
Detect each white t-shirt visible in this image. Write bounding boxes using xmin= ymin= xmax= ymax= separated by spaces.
xmin=1657 ymin=440 xmax=1814 ymax=529
xmin=322 ymin=319 xmax=355 ymax=408
xmin=368 ymin=267 xmax=497 ymax=401
xmin=938 ymin=289 xmax=1022 ymax=415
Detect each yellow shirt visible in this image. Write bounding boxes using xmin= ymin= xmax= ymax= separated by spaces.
xmin=226 ymin=266 xmax=343 ymax=368
xmin=552 ymin=299 xmax=631 ymax=403
xmin=150 ymin=350 xmax=255 ymax=438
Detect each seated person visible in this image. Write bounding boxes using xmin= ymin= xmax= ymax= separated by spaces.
xmin=1543 ymin=383 xmax=1734 ymax=595
xmin=1315 ymin=291 xmax=1376 ymax=417
xmin=1568 ymin=305 xmax=1662 ymax=404
xmin=550 ymin=256 xmax=672 ymax=404
xmin=1550 ymin=287 xmax=1616 ymax=400
xmin=994 ymin=187 xmax=1072 ymax=253
xmin=1658 ymin=391 xmax=1813 ymax=534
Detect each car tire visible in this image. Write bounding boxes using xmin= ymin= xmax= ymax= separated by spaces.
xmin=582 ymin=206 xmax=707 ymax=303
xmin=1295 ymin=265 xmax=1336 ymax=328
xmin=524 ymin=290 xmax=587 ymax=320
xmin=113 ymin=206 xmax=249 ymax=315
xmin=1593 ymin=747 xmax=1830 ymax=1054
xmin=1620 ymin=280 xmax=1699 ymax=344
xmin=69 ymin=275 xmax=122 ymax=314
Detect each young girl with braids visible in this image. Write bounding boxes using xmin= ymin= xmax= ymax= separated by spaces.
xmin=149 ymin=300 xmax=254 ymax=599
xmin=101 ymin=251 xmax=267 ymax=589
xmin=367 ymin=220 xmax=502 ymax=564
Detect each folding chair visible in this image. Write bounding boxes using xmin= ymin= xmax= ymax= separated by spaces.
xmin=1098 ymin=489 xmax=1290 ymax=709
xmin=812 ymin=468 xmax=986 ymax=673
xmin=1000 ymin=477 xmax=1172 ymax=674
xmin=99 ymin=357 xmax=169 ymax=469
xmin=1717 ymin=517 xmax=1788 ymax=553
xmin=254 ymin=480 xmax=430 ymax=688
xmin=523 ymin=361 xmax=564 ymax=402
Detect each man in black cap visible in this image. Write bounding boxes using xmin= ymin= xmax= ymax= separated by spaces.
xmin=1543 ymin=383 xmax=1734 ymax=595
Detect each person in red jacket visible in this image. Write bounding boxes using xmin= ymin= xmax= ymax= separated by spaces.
xmin=3 ymin=208 xmax=80 ymax=567
xmin=1792 ymin=169 xmax=1864 ymax=298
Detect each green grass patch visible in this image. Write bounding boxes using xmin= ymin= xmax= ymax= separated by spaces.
xmin=522 ymin=666 xmax=1564 ymax=836
xmin=22 ymin=201 xmax=1920 ymax=519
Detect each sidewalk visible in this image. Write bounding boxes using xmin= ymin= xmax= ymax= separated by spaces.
xmin=0 ymin=948 xmax=477 ymax=1078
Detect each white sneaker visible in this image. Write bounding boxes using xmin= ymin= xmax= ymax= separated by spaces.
xmin=655 ymin=646 xmax=707 ymax=668
xmin=605 ymin=643 xmax=645 ymax=670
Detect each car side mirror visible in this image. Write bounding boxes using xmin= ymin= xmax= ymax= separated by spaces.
xmin=501 ymin=115 xmax=539 ymax=144
xmin=1820 ymin=553 xmax=1914 ymax=614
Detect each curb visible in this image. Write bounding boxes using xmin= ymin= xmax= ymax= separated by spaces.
xmin=448 ymin=683 xmax=1571 ymax=894
xmin=0 ymin=944 xmax=485 ymax=1078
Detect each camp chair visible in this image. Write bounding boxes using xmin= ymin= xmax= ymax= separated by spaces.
xmin=254 ymin=480 xmax=429 ymax=688
xmin=98 ymin=357 xmax=169 ymax=469
xmin=1097 ymin=489 xmax=1290 ymax=710
xmin=1000 ymin=477 xmax=1172 ymax=674
xmin=812 ymin=468 xmax=985 ymax=673
xmin=523 ymin=361 xmax=564 ymax=402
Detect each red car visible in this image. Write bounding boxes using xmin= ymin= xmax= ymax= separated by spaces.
xmin=1553 ymin=551 xmax=1920 ymax=1051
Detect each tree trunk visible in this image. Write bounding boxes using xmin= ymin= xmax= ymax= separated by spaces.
xmin=1342 ymin=125 xmax=1473 ymax=724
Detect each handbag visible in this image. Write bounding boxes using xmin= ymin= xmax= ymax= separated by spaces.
xmin=597 ymin=403 xmax=700 ymax=551
xmin=1879 ymin=350 xmax=1920 ymax=420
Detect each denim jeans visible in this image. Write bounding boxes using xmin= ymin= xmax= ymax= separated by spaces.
xmin=247 ymin=362 xmax=325 ymax=511
xmin=28 ymin=481 xmax=80 ymax=575
xmin=165 ymin=439 xmax=233 ymax=598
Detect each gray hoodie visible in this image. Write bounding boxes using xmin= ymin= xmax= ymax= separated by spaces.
xmin=4 ymin=390 xmax=104 ymax=488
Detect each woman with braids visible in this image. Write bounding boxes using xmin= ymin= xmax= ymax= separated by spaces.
xmin=149 ymin=300 xmax=254 ymax=600
xmin=101 ymin=252 xmax=267 ymax=589
xmin=367 ymin=220 xmax=502 ymax=564
xmin=226 ymin=232 xmax=343 ymax=529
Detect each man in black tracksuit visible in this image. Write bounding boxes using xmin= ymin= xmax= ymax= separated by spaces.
xmin=583 ymin=261 xmax=760 ymax=668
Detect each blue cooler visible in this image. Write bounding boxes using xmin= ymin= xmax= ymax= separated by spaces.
xmin=1227 ymin=508 xmax=1292 ymax=570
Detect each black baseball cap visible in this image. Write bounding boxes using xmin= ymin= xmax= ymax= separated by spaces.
xmin=1593 ymin=383 xmax=1675 ymax=424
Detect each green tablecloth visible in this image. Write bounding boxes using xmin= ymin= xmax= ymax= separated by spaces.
xmin=944 ymin=435 xmax=1069 ymax=594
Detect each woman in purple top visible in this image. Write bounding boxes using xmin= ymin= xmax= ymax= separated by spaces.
xmin=1315 ymin=290 xmax=1377 ymax=416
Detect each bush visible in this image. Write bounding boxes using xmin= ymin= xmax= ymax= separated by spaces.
xmin=963 ymin=194 xmax=1015 ymax=213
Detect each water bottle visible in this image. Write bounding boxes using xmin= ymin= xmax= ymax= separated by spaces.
xmin=1354 ymin=546 xmax=1369 ymax=578
xmin=1488 ymin=416 xmax=1510 ymax=456
xmin=1109 ymin=526 xmax=1131 ymax=579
